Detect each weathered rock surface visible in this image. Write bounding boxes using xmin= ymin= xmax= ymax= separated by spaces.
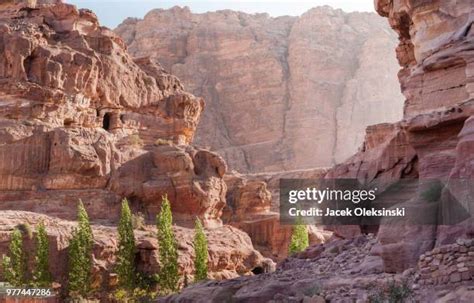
xmin=160 ymin=235 xmax=474 ymax=302
xmin=0 ymin=0 xmax=272 ymax=289
xmin=115 ymin=6 xmax=404 ymax=173
xmin=324 ymin=0 xmax=474 ymax=274
xmin=0 ymin=0 xmax=216 ymax=225
xmin=160 ymin=1 xmax=474 ymax=300
xmin=223 ymin=170 xmax=331 ymax=260
xmin=0 ymin=211 xmax=271 ymax=292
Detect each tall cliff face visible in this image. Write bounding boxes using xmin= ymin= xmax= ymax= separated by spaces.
xmin=0 ymin=1 xmax=271 ymax=288
xmin=326 ymin=0 xmax=474 ymax=274
xmin=163 ymin=1 xmax=474 ymax=301
xmin=115 ymin=6 xmax=404 ymax=173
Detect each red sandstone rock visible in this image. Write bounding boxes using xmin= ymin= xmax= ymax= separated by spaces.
xmin=223 ymin=171 xmax=331 ymax=260
xmin=115 ymin=6 xmax=404 ymax=173
xmin=0 ymin=1 xmax=271 ymax=290
xmin=0 ymin=211 xmax=272 ymax=291
xmin=324 ymin=0 xmax=474 ymax=273
xmin=0 ymin=1 xmax=220 ymax=226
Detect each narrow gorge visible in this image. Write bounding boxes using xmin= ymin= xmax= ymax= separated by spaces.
xmin=0 ymin=0 xmax=472 ymax=302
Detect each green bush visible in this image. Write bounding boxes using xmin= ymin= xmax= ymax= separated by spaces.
xmin=369 ymin=279 xmax=412 ymax=303
xmin=33 ymin=221 xmax=52 ymax=287
xmin=154 ymin=139 xmax=173 ymax=146
xmin=288 ymin=217 xmax=309 ymax=255
xmin=112 ymin=286 xmax=157 ymax=302
xmin=116 ymin=199 xmax=137 ymax=290
xmin=129 ymin=134 xmax=143 ymax=147
xmin=112 ymin=272 xmax=159 ymax=302
xmin=302 ymin=281 xmax=321 ymax=297
xmin=1 ymin=228 xmax=27 ymax=287
xmin=68 ymin=200 xmax=94 ymax=297
xmin=156 ymin=195 xmax=180 ymax=294
xmin=421 ymin=181 xmax=443 ymax=202
xmin=16 ymin=223 xmax=33 ymax=240
xmin=193 ymin=218 xmax=208 ymax=282
xmin=132 ymin=212 xmax=147 ymax=231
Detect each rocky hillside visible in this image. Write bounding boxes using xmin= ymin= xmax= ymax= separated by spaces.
xmin=0 ymin=0 xmax=272 ymax=293
xmin=115 ymin=6 xmax=404 ymax=173
xmin=161 ymin=0 xmax=474 ymax=301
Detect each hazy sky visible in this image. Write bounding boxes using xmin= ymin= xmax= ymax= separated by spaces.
xmin=68 ymin=0 xmax=375 ymax=29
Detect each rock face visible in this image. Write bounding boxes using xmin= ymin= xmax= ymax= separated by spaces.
xmin=0 ymin=1 xmax=271 ymax=289
xmin=0 ymin=211 xmax=270 ymax=292
xmin=223 ymin=170 xmax=331 ymax=260
xmin=115 ymin=6 xmax=404 ymax=173
xmin=0 ymin=0 xmax=211 ymax=225
xmin=158 ymin=1 xmax=474 ymax=300
xmin=161 ymin=235 xmax=474 ymax=302
xmin=325 ymin=0 xmax=474 ymax=273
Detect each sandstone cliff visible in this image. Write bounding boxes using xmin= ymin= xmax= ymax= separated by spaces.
xmin=162 ymin=0 xmax=474 ymax=301
xmin=115 ymin=6 xmax=404 ymax=173
xmin=0 ymin=0 xmax=271 ymax=291
xmin=326 ymin=0 xmax=474 ymax=273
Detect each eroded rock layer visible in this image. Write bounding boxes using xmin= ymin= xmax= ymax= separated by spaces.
xmin=0 ymin=0 xmax=271 ymax=287
xmin=327 ymin=0 xmax=474 ymax=274
xmin=115 ymin=6 xmax=404 ymax=173
xmin=162 ymin=235 xmax=474 ymax=302
xmin=167 ymin=0 xmax=474 ymax=301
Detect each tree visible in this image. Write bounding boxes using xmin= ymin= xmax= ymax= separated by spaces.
xmin=156 ymin=195 xmax=179 ymax=294
xmin=116 ymin=198 xmax=137 ymax=290
xmin=193 ymin=218 xmax=208 ymax=282
xmin=33 ymin=221 xmax=52 ymax=287
xmin=288 ymin=217 xmax=309 ymax=255
xmin=68 ymin=200 xmax=94 ymax=296
xmin=1 ymin=228 xmax=27 ymax=287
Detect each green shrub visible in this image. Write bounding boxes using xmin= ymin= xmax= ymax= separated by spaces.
xmin=129 ymin=134 xmax=143 ymax=147
xmin=154 ymin=139 xmax=173 ymax=146
xmin=132 ymin=212 xmax=147 ymax=231
xmin=116 ymin=199 xmax=137 ymax=290
xmin=68 ymin=200 xmax=94 ymax=297
xmin=302 ymin=281 xmax=321 ymax=297
xmin=112 ymin=286 xmax=157 ymax=302
xmin=16 ymin=223 xmax=33 ymax=240
xmin=288 ymin=217 xmax=309 ymax=255
xmin=369 ymin=279 xmax=412 ymax=303
xmin=156 ymin=195 xmax=179 ymax=294
xmin=33 ymin=221 xmax=52 ymax=287
xmin=193 ymin=218 xmax=208 ymax=282
xmin=421 ymin=181 xmax=443 ymax=202
xmin=1 ymin=228 xmax=27 ymax=287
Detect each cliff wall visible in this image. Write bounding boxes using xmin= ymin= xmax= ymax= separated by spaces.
xmin=115 ymin=6 xmax=404 ymax=173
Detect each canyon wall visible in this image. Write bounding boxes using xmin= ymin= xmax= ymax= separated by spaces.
xmin=166 ymin=1 xmax=474 ymax=300
xmin=166 ymin=0 xmax=474 ymax=302
xmin=326 ymin=0 xmax=474 ymax=273
xmin=115 ymin=6 xmax=404 ymax=173
xmin=0 ymin=0 xmax=271 ymax=291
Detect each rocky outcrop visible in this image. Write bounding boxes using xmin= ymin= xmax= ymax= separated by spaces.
xmin=324 ymin=0 xmax=474 ymax=274
xmin=223 ymin=170 xmax=331 ymax=260
xmin=161 ymin=235 xmax=474 ymax=302
xmin=157 ymin=1 xmax=474 ymax=301
xmin=115 ymin=6 xmax=404 ymax=173
xmin=0 ymin=211 xmax=270 ymax=292
xmin=0 ymin=0 xmax=271 ymax=289
xmin=0 ymin=0 xmax=214 ymax=225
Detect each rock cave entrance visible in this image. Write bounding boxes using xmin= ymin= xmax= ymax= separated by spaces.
xmin=103 ymin=112 xmax=111 ymax=131
xmin=64 ymin=118 xmax=73 ymax=127
xmin=251 ymin=266 xmax=264 ymax=275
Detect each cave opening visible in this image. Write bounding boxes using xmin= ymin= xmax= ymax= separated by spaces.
xmin=64 ymin=118 xmax=73 ymax=127
xmin=251 ymin=266 xmax=264 ymax=275
xmin=103 ymin=112 xmax=111 ymax=131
